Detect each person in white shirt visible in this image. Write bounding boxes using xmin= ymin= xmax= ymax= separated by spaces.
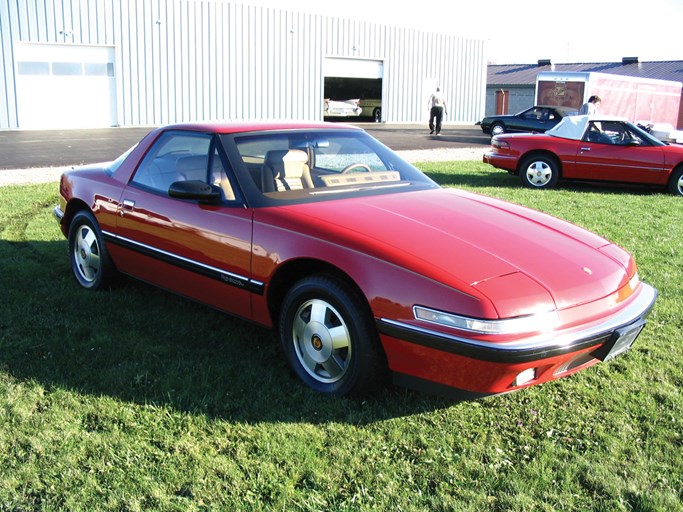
xmin=428 ymin=87 xmax=448 ymax=135
xmin=579 ymin=95 xmax=601 ymax=115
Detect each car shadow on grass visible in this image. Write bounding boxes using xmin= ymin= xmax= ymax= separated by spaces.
xmin=0 ymin=239 xmax=467 ymax=425
xmin=425 ymin=169 xmax=668 ymax=197
xmin=425 ymin=168 xmax=518 ymax=189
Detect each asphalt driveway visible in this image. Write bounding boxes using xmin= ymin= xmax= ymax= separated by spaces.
xmin=0 ymin=123 xmax=489 ymax=170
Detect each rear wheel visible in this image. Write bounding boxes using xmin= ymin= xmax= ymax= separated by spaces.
xmin=490 ymin=123 xmax=505 ymax=137
xmin=373 ymin=108 xmax=381 ymax=123
xmin=278 ymin=275 xmax=385 ymax=396
xmin=68 ymin=210 xmax=116 ymax=290
xmin=668 ymin=166 xmax=683 ymax=196
xmin=520 ymin=154 xmax=560 ymax=189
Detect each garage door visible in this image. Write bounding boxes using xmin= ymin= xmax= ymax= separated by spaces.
xmin=324 ymin=58 xmax=383 ymax=79
xmin=15 ymin=43 xmax=117 ymax=129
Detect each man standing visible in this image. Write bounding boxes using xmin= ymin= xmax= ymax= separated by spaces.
xmin=579 ymin=95 xmax=601 ymax=115
xmin=428 ymin=87 xmax=448 ymax=135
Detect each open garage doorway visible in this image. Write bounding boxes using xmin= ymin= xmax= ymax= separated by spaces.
xmin=323 ymin=58 xmax=383 ymax=122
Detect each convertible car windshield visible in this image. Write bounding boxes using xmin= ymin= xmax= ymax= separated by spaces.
xmin=224 ymin=130 xmax=437 ymax=203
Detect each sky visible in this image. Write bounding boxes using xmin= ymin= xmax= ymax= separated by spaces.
xmin=245 ymin=0 xmax=683 ymax=64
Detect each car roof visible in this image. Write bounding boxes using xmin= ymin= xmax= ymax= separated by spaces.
xmin=546 ymin=114 xmax=629 ymax=140
xmin=154 ymin=121 xmax=363 ymax=135
xmin=536 ymin=105 xmax=575 ymax=114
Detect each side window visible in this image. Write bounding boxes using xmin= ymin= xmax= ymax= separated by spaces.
xmin=602 ymin=122 xmax=623 ymax=145
xmin=523 ymin=108 xmax=545 ymax=120
xmin=585 ymin=122 xmax=613 ymax=145
xmin=586 ymin=121 xmax=637 ymax=146
xmin=623 ymin=127 xmax=647 ymax=146
xmin=131 ymin=132 xmax=212 ymax=193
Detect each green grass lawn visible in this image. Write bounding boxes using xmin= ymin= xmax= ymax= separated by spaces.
xmin=1 ymin=162 xmax=681 ymax=511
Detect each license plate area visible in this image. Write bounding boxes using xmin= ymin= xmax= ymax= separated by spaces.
xmin=592 ymin=320 xmax=646 ymax=362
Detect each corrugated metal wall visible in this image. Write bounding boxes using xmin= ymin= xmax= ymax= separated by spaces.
xmin=485 ymin=85 xmax=536 ymax=117
xmin=0 ymin=0 xmax=486 ymax=129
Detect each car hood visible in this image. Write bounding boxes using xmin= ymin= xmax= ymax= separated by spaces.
xmin=279 ymin=188 xmax=632 ymax=316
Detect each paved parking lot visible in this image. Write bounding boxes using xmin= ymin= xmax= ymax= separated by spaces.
xmin=0 ymin=123 xmax=489 ymax=170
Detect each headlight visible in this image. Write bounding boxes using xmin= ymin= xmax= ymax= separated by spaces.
xmin=413 ymin=305 xmax=559 ymax=335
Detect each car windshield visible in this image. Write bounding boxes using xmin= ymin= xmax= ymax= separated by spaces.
xmin=223 ymin=130 xmax=438 ymax=204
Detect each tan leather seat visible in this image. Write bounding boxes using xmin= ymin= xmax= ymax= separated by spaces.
xmin=261 ymin=149 xmax=313 ymax=192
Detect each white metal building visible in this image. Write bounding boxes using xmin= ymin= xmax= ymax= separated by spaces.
xmin=0 ymin=0 xmax=487 ymax=130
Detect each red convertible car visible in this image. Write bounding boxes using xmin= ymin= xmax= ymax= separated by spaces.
xmin=483 ymin=115 xmax=683 ymax=194
xmin=54 ymin=122 xmax=657 ymax=398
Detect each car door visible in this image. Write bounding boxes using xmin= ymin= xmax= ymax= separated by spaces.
xmin=112 ymin=130 xmax=257 ymax=319
xmin=571 ymin=121 xmax=667 ymax=184
xmin=510 ymin=107 xmax=554 ymax=133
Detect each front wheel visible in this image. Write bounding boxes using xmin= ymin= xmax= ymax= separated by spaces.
xmin=373 ymin=108 xmax=381 ymax=123
xmin=68 ymin=210 xmax=116 ymax=290
xmin=520 ymin=154 xmax=560 ymax=189
xmin=668 ymin=166 xmax=683 ymax=196
xmin=278 ymin=275 xmax=385 ymax=396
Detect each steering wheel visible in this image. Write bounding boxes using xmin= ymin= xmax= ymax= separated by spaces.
xmin=341 ymin=163 xmax=372 ymax=174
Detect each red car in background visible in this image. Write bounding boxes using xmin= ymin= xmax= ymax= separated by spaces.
xmin=483 ymin=114 xmax=683 ymax=195
xmin=54 ymin=122 xmax=657 ymax=398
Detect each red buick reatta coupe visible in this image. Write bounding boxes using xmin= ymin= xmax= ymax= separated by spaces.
xmin=54 ymin=122 xmax=657 ymax=398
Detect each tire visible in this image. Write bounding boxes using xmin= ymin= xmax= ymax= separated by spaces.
xmin=278 ymin=274 xmax=385 ymax=396
xmin=520 ymin=154 xmax=560 ymax=189
xmin=68 ymin=210 xmax=116 ymax=290
xmin=668 ymin=166 xmax=683 ymax=196
xmin=373 ymin=108 xmax=381 ymax=123
xmin=490 ymin=123 xmax=505 ymax=137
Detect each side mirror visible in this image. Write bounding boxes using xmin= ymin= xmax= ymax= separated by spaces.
xmin=168 ymin=180 xmax=221 ymax=202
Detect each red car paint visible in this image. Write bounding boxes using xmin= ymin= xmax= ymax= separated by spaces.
xmin=55 ymin=122 xmax=657 ymax=397
xmin=484 ymin=114 xmax=683 ymax=194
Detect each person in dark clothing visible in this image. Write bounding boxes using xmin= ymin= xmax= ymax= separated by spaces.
xmin=427 ymin=87 xmax=448 ymax=135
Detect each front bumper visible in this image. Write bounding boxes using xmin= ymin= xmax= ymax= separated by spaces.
xmin=53 ymin=205 xmax=64 ymax=223
xmin=53 ymin=205 xmax=68 ymax=238
xmin=377 ymin=282 xmax=657 ymax=395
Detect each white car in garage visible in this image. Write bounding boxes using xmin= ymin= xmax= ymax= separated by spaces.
xmin=324 ymin=98 xmax=362 ymax=117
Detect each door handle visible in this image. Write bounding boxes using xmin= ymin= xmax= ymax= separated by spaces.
xmin=120 ymin=199 xmax=135 ymax=216
xmin=580 ymin=147 xmax=591 ymax=152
